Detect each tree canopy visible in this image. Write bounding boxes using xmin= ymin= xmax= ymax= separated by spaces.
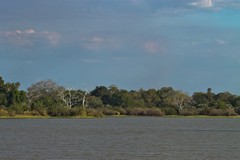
xmin=0 ymin=76 xmax=239 ymax=117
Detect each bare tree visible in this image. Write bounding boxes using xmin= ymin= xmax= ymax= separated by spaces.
xmin=27 ymin=79 xmax=60 ymax=105
xmin=163 ymin=90 xmax=191 ymax=114
xmin=27 ymin=80 xmax=89 ymax=109
xmin=58 ymin=87 xmax=88 ymax=109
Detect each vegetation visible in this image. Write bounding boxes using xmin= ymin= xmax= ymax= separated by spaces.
xmin=0 ymin=76 xmax=240 ymax=118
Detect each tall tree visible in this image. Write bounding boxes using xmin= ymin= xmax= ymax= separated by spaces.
xmin=27 ymin=79 xmax=61 ymax=108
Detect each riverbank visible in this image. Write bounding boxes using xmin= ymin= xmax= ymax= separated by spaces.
xmin=0 ymin=115 xmax=98 ymax=119
xmin=164 ymin=115 xmax=240 ymax=118
xmin=1 ymin=114 xmax=240 ymax=119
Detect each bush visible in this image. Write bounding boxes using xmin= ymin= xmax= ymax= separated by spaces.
xmin=48 ymin=105 xmax=70 ymax=117
xmin=162 ymin=107 xmax=178 ymax=115
xmin=102 ymin=108 xmax=120 ymax=115
xmin=126 ymin=107 xmax=164 ymax=116
xmin=209 ymin=109 xmax=225 ymax=116
xmin=224 ymin=108 xmax=238 ymax=116
xmin=126 ymin=108 xmax=143 ymax=116
xmin=208 ymin=108 xmax=237 ymax=116
xmin=145 ymin=108 xmax=165 ymax=116
xmin=69 ymin=107 xmax=87 ymax=117
xmin=8 ymin=110 xmax=16 ymax=116
xmin=234 ymin=107 xmax=240 ymax=114
xmin=112 ymin=107 xmax=127 ymax=115
xmin=86 ymin=108 xmax=103 ymax=117
xmin=23 ymin=110 xmax=33 ymax=115
xmin=0 ymin=107 xmax=8 ymax=116
xmin=28 ymin=110 xmax=40 ymax=116
xmin=8 ymin=104 xmax=28 ymax=114
xmin=180 ymin=108 xmax=197 ymax=116
xmin=196 ymin=107 xmax=211 ymax=115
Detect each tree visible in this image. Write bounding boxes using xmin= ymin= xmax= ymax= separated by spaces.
xmin=207 ymin=88 xmax=215 ymax=107
xmin=27 ymin=79 xmax=61 ymax=109
xmin=0 ymin=76 xmax=5 ymax=92
xmin=168 ymin=90 xmax=191 ymax=114
xmin=215 ymin=92 xmax=233 ymax=109
xmin=192 ymin=92 xmax=209 ymax=108
xmin=0 ymin=76 xmax=27 ymax=114
xmin=157 ymin=87 xmax=175 ymax=107
xmin=141 ymin=89 xmax=160 ymax=107
xmin=88 ymin=96 xmax=103 ymax=108
xmin=58 ymin=88 xmax=88 ymax=108
xmin=91 ymin=86 xmax=111 ymax=104
xmin=27 ymin=80 xmax=59 ymax=102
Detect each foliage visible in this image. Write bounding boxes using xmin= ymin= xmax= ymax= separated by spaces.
xmin=0 ymin=107 xmax=8 ymax=116
xmin=1 ymin=76 xmax=240 ymax=117
xmin=126 ymin=107 xmax=164 ymax=116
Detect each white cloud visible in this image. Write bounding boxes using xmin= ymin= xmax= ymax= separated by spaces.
xmin=215 ymin=38 xmax=226 ymax=45
xmin=12 ymin=29 xmax=36 ymax=35
xmin=80 ymin=58 xmax=103 ymax=63
xmin=42 ymin=31 xmax=61 ymax=45
xmin=0 ymin=29 xmax=61 ymax=46
xmin=25 ymin=29 xmax=36 ymax=34
xmin=189 ymin=0 xmax=213 ymax=8
xmin=92 ymin=36 xmax=105 ymax=43
xmin=191 ymin=0 xmax=240 ymax=10
xmin=81 ymin=36 xmax=117 ymax=51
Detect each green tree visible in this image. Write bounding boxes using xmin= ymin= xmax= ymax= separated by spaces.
xmin=141 ymin=89 xmax=160 ymax=107
xmin=192 ymin=92 xmax=209 ymax=108
xmin=87 ymin=96 xmax=103 ymax=108
xmin=27 ymin=80 xmax=62 ymax=109
xmin=91 ymin=86 xmax=111 ymax=105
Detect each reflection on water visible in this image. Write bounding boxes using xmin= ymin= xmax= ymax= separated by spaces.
xmin=0 ymin=117 xmax=240 ymax=160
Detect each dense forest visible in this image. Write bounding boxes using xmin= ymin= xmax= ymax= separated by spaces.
xmin=0 ymin=76 xmax=240 ymax=117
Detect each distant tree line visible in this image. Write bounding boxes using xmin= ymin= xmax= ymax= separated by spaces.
xmin=0 ymin=76 xmax=240 ymax=117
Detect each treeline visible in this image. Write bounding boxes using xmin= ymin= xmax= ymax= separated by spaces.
xmin=0 ymin=76 xmax=240 ymax=117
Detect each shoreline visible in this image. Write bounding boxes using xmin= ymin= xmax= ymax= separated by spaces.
xmin=1 ymin=115 xmax=240 ymax=119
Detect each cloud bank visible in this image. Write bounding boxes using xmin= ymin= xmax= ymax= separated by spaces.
xmin=0 ymin=29 xmax=61 ymax=46
xmin=189 ymin=0 xmax=213 ymax=8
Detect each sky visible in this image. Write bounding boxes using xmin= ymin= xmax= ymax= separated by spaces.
xmin=1 ymin=0 xmax=240 ymax=94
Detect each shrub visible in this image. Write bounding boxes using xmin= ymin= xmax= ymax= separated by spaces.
xmin=23 ymin=110 xmax=33 ymax=115
xmin=145 ymin=108 xmax=165 ymax=116
xmin=102 ymin=108 xmax=120 ymax=115
xmin=8 ymin=110 xmax=16 ymax=116
xmin=224 ymin=108 xmax=238 ymax=116
xmin=112 ymin=107 xmax=127 ymax=115
xmin=208 ymin=108 xmax=237 ymax=116
xmin=180 ymin=108 xmax=197 ymax=116
xmin=126 ymin=108 xmax=143 ymax=116
xmin=234 ymin=107 xmax=240 ymax=115
xmin=162 ymin=107 xmax=178 ymax=115
xmin=86 ymin=108 xmax=103 ymax=117
xmin=0 ymin=107 xmax=8 ymax=116
xmin=8 ymin=104 xmax=28 ymax=114
xmin=196 ymin=107 xmax=211 ymax=115
xmin=126 ymin=107 xmax=164 ymax=116
xmin=48 ymin=105 xmax=70 ymax=117
xmin=69 ymin=107 xmax=91 ymax=117
xmin=209 ymin=109 xmax=225 ymax=116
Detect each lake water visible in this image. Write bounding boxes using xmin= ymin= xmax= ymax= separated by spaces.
xmin=0 ymin=117 xmax=240 ymax=160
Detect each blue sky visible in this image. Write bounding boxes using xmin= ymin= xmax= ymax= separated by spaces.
xmin=1 ymin=0 xmax=240 ymax=94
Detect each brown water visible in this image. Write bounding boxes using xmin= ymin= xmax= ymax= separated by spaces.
xmin=0 ymin=117 xmax=240 ymax=160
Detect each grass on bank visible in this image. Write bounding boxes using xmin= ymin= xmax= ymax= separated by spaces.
xmin=164 ymin=115 xmax=240 ymax=118
xmin=1 ymin=114 xmax=240 ymax=119
xmin=0 ymin=106 xmax=240 ymax=119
